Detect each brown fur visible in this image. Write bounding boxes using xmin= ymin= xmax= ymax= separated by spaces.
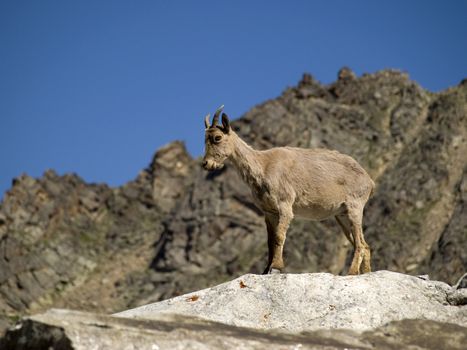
xmin=203 ymin=110 xmax=375 ymax=275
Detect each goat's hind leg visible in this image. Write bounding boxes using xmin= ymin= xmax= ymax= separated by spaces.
xmin=360 ymin=235 xmax=371 ymax=274
xmin=335 ymin=215 xmax=354 ymax=246
xmin=336 ymin=214 xmax=370 ymax=275
xmin=343 ymin=204 xmax=368 ymax=275
xmin=346 ymin=205 xmax=371 ymax=274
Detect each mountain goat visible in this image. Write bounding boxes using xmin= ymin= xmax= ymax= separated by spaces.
xmin=202 ymin=106 xmax=375 ymax=275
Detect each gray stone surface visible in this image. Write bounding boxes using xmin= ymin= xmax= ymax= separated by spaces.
xmin=117 ymin=271 xmax=467 ymax=332
xmin=2 ymin=309 xmax=467 ymax=350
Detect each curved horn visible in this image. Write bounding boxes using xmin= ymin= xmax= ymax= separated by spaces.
xmin=211 ymin=104 xmax=224 ymax=127
xmin=204 ymin=113 xmax=211 ymax=129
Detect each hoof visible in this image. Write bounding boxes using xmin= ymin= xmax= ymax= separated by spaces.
xmin=262 ymin=267 xmax=282 ymax=275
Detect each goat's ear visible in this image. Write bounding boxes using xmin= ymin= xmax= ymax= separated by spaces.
xmin=221 ymin=113 xmax=231 ymax=133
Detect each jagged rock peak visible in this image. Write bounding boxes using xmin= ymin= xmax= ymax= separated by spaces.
xmin=148 ymin=141 xmax=194 ymax=213
xmin=337 ymin=66 xmax=357 ymax=81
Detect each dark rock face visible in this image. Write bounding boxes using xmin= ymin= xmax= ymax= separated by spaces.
xmin=0 ymin=69 xmax=466 ymax=330
xmin=0 ymin=143 xmax=192 ymax=330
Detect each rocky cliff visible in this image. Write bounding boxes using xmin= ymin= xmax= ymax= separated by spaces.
xmin=1 ymin=68 xmax=466 ymax=331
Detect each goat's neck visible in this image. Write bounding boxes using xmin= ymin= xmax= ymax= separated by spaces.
xmin=228 ymin=133 xmax=264 ymax=188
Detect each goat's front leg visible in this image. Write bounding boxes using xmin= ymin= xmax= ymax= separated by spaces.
xmin=262 ymin=209 xmax=293 ymax=274
xmin=263 ymin=214 xmax=278 ymax=274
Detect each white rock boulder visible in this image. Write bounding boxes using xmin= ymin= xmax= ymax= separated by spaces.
xmin=116 ymin=270 xmax=467 ymax=331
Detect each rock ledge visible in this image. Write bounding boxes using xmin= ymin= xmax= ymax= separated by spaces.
xmin=2 ymin=271 xmax=467 ymax=349
xmin=117 ymin=271 xmax=466 ymax=332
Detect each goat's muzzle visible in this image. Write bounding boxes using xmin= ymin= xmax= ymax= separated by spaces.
xmin=202 ymin=159 xmax=224 ymax=171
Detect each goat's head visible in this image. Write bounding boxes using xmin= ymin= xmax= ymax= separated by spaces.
xmin=202 ymin=105 xmax=233 ymax=171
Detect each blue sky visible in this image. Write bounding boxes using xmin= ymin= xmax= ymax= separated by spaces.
xmin=1 ymin=1 xmax=466 ymax=197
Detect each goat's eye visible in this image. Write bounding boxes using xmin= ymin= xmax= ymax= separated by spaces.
xmin=214 ymin=135 xmax=222 ymax=143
